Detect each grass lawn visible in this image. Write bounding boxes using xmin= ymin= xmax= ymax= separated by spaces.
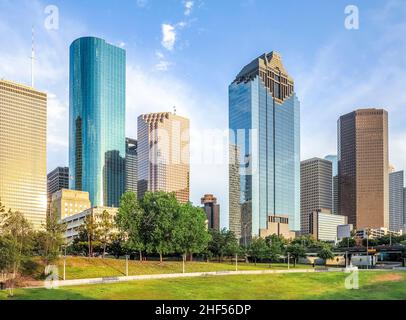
xmin=43 ymin=257 xmax=312 ymax=280
xmin=1 ymin=271 xmax=405 ymax=300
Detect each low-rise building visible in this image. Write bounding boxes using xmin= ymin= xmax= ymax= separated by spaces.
xmin=50 ymin=189 xmax=91 ymax=220
xmin=61 ymin=206 xmax=118 ymax=243
xmin=259 ymin=215 xmax=296 ymax=240
xmin=309 ymin=209 xmax=348 ymax=242
xmin=356 ymin=227 xmax=403 ymax=240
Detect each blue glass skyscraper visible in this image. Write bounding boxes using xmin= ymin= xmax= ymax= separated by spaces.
xmin=229 ymin=52 xmax=300 ymax=242
xmin=69 ymin=37 xmax=126 ymax=207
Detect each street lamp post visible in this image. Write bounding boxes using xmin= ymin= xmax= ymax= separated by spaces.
xmin=125 ymin=255 xmax=129 ymax=277
xmin=63 ymin=245 xmax=67 ymax=281
xmin=287 ymin=252 xmax=290 ymax=270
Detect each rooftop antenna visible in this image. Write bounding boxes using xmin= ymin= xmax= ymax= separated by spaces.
xmin=30 ymin=25 xmax=35 ymax=87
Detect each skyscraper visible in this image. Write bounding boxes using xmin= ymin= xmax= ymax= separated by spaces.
xmin=324 ymin=155 xmax=338 ymax=214
xmin=125 ymin=138 xmax=138 ymax=195
xmin=47 ymin=166 xmax=69 ymax=215
xmin=338 ymin=109 xmax=389 ymax=229
xmin=137 ymin=112 xmax=190 ymax=203
xmin=229 ymin=52 xmax=300 ymax=242
xmin=0 ymin=80 xmax=47 ymax=229
xmin=300 ymin=158 xmax=332 ymax=235
xmin=389 ymin=171 xmax=404 ymax=232
xmin=47 ymin=167 xmax=69 ymax=197
xmin=69 ymin=37 xmax=126 ymax=207
xmin=201 ymin=194 xmax=220 ymax=231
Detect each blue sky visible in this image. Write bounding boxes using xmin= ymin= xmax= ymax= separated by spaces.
xmin=1 ymin=0 xmax=406 ymax=228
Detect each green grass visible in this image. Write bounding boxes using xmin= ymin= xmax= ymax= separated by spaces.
xmin=1 ymin=271 xmax=405 ymax=300
xmin=48 ymin=257 xmax=312 ymax=280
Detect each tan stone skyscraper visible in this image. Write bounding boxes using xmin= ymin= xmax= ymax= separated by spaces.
xmin=0 ymin=80 xmax=47 ymax=229
xmin=338 ymin=108 xmax=389 ymax=229
xmin=137 ymin=112 xmax=190 ymax=203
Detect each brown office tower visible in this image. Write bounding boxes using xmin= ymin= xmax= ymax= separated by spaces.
xmin=137 ymin=112 xmax=190 ymax=203
xmin=201 ymin=194 xmax=220 ymax=231
xmin=338 ymin=109 xmax=389 ymax=229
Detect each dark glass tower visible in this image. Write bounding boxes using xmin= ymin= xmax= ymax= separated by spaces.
xmin=229 ymin=52 xmax=300 ymax=242
xmin=69 ymin=37 xmax=126 ymax=207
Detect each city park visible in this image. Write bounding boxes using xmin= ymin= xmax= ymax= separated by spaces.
xmin=1 ymin=191 xmax=406 ymax=300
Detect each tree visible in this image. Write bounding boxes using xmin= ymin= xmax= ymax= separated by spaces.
xmin=116 ymin=192 xmax=145 ymax=262
xmin=140 ymin=192 xmax=180 ymax=263
xmin=338 ymin=237 xmax=356 ymax=248
xmin=173 ymin=203 xmax=211 ymax=263
xmin=109 ymin=234 xmax=126 ymax=259
xmin=249 ymin=237 xmax=270 ymax=264
xmin=318 ymin=245 xmax=335 ymax=266
xmin=208 ymin=229 xmax=238 ymax=262
xmin=79 ymin=214 xmax=99 ymax=257
xmin=265 ymin=234 xmax=286 ymax=265
xmin=0 ymin=208 xmax=33 ymax=296
xmin=98 ymin=210 xmax=114 ymax=258
xmin=286 ymin=244 xmax=306 ymax=267
xmin=35 ymin=207 xmax=66 ymax=265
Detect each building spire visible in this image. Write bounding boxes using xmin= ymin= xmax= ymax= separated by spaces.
xmin=30 ymin=25 xmax=35 ymax=87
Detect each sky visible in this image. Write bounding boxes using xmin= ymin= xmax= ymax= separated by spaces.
xmin=1 ymin=0 xmax=406 ymax=229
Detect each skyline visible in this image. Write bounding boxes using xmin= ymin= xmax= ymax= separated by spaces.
xmin=1 ymin=0 xmax=406 ymax=229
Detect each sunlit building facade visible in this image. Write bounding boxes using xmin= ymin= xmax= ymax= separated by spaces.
xmin=0 ymin=80 xmax=47 ymax=229
xmin=137 ymin=112 xmax=190 ymax=203
xmin=69 ymin=37 xmax=126 ymax=207
xmin=125 ymin=138 xmax=138 ymax=195
xmin=338 ymin=109 xmax=389 ymax=229
xmin=229 ymin=52 xmax=301 ymax=242
xmin=50 ymin=189 xmax=91 ymax=221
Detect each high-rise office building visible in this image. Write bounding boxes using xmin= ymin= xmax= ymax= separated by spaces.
xmin=309 ymin=209 xmax=348 ymax=242
xmin=300 ymin=158 xmax=332 ymax=235
xmin=229 ymin=52 xmax=300 ymax=242
xmin=324 ymin=155 xmax=338 ymax=214
xmin=229 ymin=144 xmax=242 ymax=240
xmin=137 ymin=112 xmax=190 ymax=203
xmin=47 ymin=167 xmax=69 ymax=197
xmin=201 ymin=194 xmax=220 ymax=231
xmin=338 ymin=109 xmax=389 ymax=229
xmin=404 ymin=188 xmax=406 ymax=232
xmin=389 ymin=171 xmax=404 ymax=232
xmin=0 ymin=80 xmax=47 ymax=229
xmin=47 ymin=167 xmax=69 ymax=214
xmin=125 ymin=138 xmax=138 ymax=195
xmin=69 ymin=37 xmax=126 ymax=207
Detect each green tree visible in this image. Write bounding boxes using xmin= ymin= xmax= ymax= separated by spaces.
xmin=35 ymin=207 xmax=66 ymax=265
xmin=173 ymin=203 xmax=211 ymax=262
xmin=338 ymin=237 xmax=356 ymax=248
xmin=286 ymin=243 xmax=306 ymax=267
xmin=0 ymin=208 xmax=33 ymax=296
xmin=208 ymin=229 xmax=238 ymax=262
xmin=79 ymin=214 xmax=99 ymax=257
xmin=140 ymin=192 xmax=180 ymax=263
xmin=116 ymin=192 xmax=145 ymax=261
xmin=249 ymin=237 xmax=270 ymax=265
xmin=98 ymin=210 xmax=114 ymax=258
xmin=318 ymin=245 xmax=335 ymax=266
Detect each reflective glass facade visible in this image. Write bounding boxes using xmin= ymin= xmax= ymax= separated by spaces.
xmin=229 ymin=52 xmax=300 ymax=241
xmin=69 ymin=37 xmax=126 ymax=207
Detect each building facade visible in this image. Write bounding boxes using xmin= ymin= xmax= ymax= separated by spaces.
xmin=338 ymin=109 xmax=389 ymax=229
xmin=50 ymin=189 xmax=91 ymax=220
xmin=201 ymin=194 xmax=220 ymax=231
xmin=229 ymin=52 xmax=300 ymax=242
xmin=137 ymin=112 xmax=190 ymax=203
xmin=300 ymin=158 xmax=332 ymax=235
xmin=0 ymin=80 xmax=47 ymax=229
xmin=309 ymin=209 xmax=348 ymax=242
xmin=69 ymin=37 xmax=126 ymax=208
xmin=125 ymin=138 xmax=138 ymax=195
xmin=389 ymin=171 xmax=404 ymax=232
xmin=324 ymin=155 xmax=338 ymax=214
xmin=61 ymin=206 xmax=118 ymax=243
xmin=47 ymin=167 xmax=69 ymax=214
xmin=259 ymin=215 xmax=296 ymax=240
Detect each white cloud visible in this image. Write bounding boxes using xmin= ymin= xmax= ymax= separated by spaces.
xmin=154 ymin=51 xmax=172 ymax=71
xmin=184 ymin=1 xmax=194 ymax=16
xmin=136 ymin=0 xmax=148 ymax=8
xmin=161 ymin=24 xmax=176 ymax=51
